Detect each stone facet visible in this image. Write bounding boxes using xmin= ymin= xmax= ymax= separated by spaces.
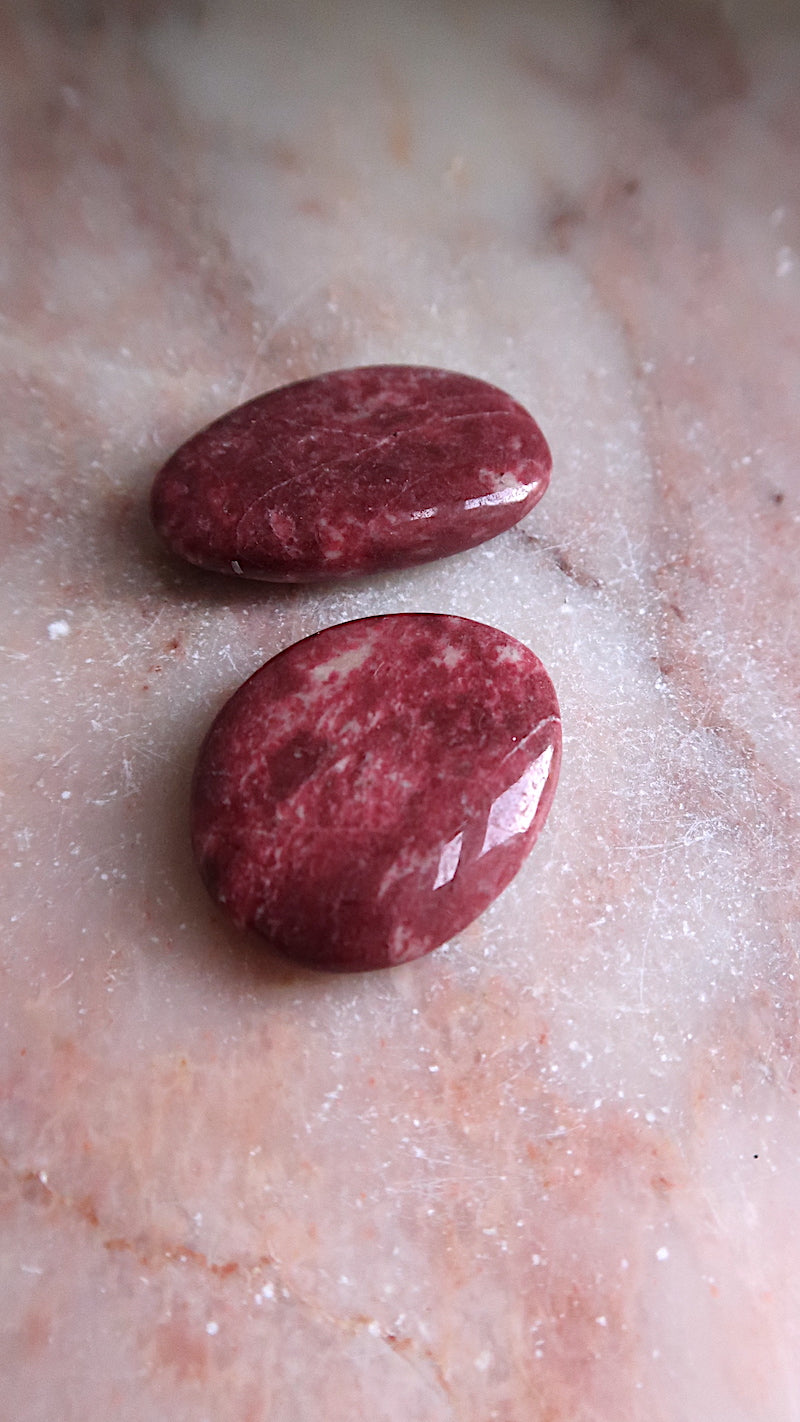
xmin=151 ymin=366 xmax=551 ymax=582
xmin=191 ymin=614 xmax=561 ymax=971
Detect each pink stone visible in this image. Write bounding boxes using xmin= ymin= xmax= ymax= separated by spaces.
xmin=191 ymin=614 xmax=561 ymax=971
xmin=151 ymin=366 xmax=551 ymax=582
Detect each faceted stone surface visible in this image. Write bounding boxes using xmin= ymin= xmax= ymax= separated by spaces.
xmin=151 ymin=365 xmax=551 ymax=582
xmin=191 ymin=614 xmax=561 ymax=971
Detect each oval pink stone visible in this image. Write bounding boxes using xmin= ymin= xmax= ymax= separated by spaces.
xmin=191 ymin=614 xmax=561 ymax=972
xmin=151 ymin=366 xmax=551 ymax=582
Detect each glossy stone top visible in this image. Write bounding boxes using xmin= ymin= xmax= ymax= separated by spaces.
xmin=191 ymin=614 xmax=560 ymax=970
xmin=151 ymin=365 xmax=551 ymax=581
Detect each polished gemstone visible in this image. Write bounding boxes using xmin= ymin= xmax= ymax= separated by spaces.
xmin=151 ymin=366 xmax=551 ymax=582
xmin=191 ymin=613 xmax=561 ymax=971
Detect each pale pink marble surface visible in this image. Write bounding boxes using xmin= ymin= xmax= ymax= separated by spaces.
xmin=2 ymin=2 xmax=800 ymax=1418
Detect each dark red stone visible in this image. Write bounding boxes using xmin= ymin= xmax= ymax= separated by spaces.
xmin=151 ymin=366 xmax=551 ymax=582
xmin=191 ymin=613 xmax=561 ymax=972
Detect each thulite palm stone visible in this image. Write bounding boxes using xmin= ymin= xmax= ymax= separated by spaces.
xmin=151 ymin=366 xmax=551 ymax=581
xmin=191 ymin=614 xmax=561 ymax=971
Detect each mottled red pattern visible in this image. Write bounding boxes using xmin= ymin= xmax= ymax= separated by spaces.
xmin=151 ymin=366 xmax=551 ymax=581
xmin=191 ymin=614 xmax=561 ymax=971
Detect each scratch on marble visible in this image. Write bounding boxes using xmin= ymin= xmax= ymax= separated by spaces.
xmin=234 ymin=275 xmax=332 ymax=404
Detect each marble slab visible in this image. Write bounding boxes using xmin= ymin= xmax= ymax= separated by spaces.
xmin=2 ymin=2 xmax=800 ymax=1418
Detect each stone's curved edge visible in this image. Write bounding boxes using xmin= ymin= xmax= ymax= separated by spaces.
xmin=151 ymin=366 xmax=552 ymax=583
xmin=190 ymin=613 xmax=561 ymax=972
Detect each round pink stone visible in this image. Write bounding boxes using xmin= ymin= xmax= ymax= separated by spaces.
xmin=191 ymin=613 xmax=561 ymax=972
xmin=151 ymin=365 xmax=551 ymax=582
